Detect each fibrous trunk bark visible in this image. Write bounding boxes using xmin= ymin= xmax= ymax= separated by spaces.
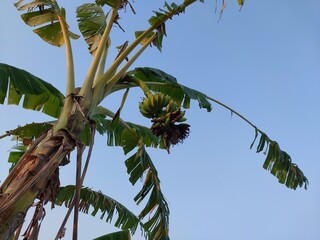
xmin=0 ymin=129 xmax=75 ymax=239
xmin=0 ymin=97 xmax=87 ymax=239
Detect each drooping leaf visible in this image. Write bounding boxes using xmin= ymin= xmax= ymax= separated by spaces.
xmin=153 ymin=31 xmax=165 ymax=52
xmin=135 ymin=31 xmax=157 ymax=45
xmin=55 ymin=185 xmax=142 ymax=235
xmin=148 ymin=2 xmax=182 ymax=27
xmin=250 ymin=130 xmax=308 ymax=190
xmin=93 ymin=230 xmax=131 ymax=240
xmin=250 ymin=128 xmax=258 ymax=149
xmin=79 ymin=124 xmax=91 ymax=146
xmin=148 ymin=11 xmax=166 ymax=27
xmin=8 ymin=151 xmax=25 ymax=172
xmin=15 ymin=0 xmax=79 ymax=46
xmin=20 ymin=8 xmax=58 ymax=26
xmin=0 ymin=63 xmax=64 ymax=117
xmin=1 ymin=122 xmax=53 ymax=171
xmin=91 ymin=113 xmax=163 ymax=150
xmin=0 ymin=122 xmax=52 ymax=140
xmin=14 ymin=0 xmax=60 ymax=11
xmin=124 ymin=67 xmax=212 ymax=111
xmin=121 ymin=129 xmax=139 ymax=155
xmin=133 ymin=2 xmax=185 ymax=52
xmin=6 ymin=138 xmax=29 ymax=172
xmin=76 ymin=3 xmax=108 ymax=55
xmin=135 ymin=29 xmax=164 ymax=52
xmin=125 ymin=144 xmax=170 ymax=240
xmin=123 ymin=67 xmax=307 ymax=190
xmin=8 ymin=151 xmax=24 ymax=164
xmin=33 ymin=21 xmax=79 ymax=47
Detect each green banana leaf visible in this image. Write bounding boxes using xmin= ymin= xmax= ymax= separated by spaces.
xmin=250 ymin=130 xmax=308 ymax=189
xmin=125 ymin=144 xmax=170 ymax=240
xmin=15 ymin=0 xmax=79 ymax=46
xmin=76 ymin=3 xmax=108 ymax=55
xmin=0 ymin=63 xmax=64 ymax=117
xmin=123 ymin=67 xmax=212 ymax=111
xmin=121 ymin=67 xmax=308 ymax=190
xmin=55 ymin=185 xmax=142 ymax=234
xmin=92 ymin=110 xmax=163 ymax=151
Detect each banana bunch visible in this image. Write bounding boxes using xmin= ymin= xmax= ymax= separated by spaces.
xmin=139 ymin=92 xmax=190 ymax=153
xmin=150 ymin=107 xmax=190 ymax=153
xmin=152 ymin=108 xmax=187 ymax=128
xmin=139 ymin=93 xmax=171 ymax=118
xmin=165 ymin=98 xmax=179 ymax=114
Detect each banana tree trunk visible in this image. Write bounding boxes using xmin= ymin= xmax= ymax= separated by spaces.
xmin=0 ymin=98 xmax=87 ymax=239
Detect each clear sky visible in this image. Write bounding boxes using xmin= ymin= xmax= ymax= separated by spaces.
xmin=0 ymin=1 xmax=320 ymax=240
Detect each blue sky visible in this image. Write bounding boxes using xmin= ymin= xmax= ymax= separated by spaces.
xmin=0 ymin=1 xmax=320 ymax=239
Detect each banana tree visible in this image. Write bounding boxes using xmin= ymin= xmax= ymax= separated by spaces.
xmin=0 ymin=0 xmax=308 ymax=239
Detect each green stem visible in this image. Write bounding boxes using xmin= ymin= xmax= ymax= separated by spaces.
xmin=58 ymin=15 xmax=75 ymax=96
xmin=95 ymin=41 xmax=110 ymax=80
xmin=92 ymin=0 xmax=198 ymax=96
xmin=79 ymin=5 xmax=120 ymax=98
xmin=105 ymin=34 xmax=156 ymax=96
xmin=54 ymin=125 xmax=95 ymax=240
xmin=53 ymin=16 xmax=77 ymax=132
xmin=124 ymin=76 xmax=151 ymax=96
xmin=53 ymin=96 xmax=74 ymax=133
xmin=91 ymin=33 xmax=156 ymax=111
xmin=92 ymin=29 xmax=153 ymax=89
xmin=119 ymin=88 xmax=129 ymax=111
xmin=73 ymin=145 xmax=84 ymax=240
xmin=205 ymin=96 xmax=260 ymax=133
